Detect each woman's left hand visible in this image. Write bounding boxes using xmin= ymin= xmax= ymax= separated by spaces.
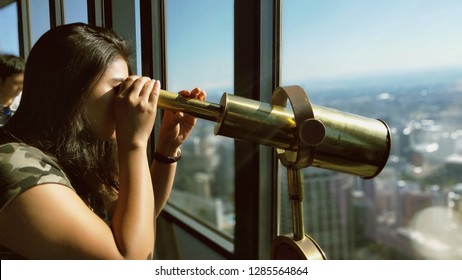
xmin=156 ymin=88 xmax=206 ymax=156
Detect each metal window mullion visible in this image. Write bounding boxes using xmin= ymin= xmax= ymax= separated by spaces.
xmin=86 ymin=0 xmax=111 ymax=28
xmin=111 ymin=0 xmax=140 ymax=74
xmin=234 ymin=0 xmax=279 ymax=260
xmin=139 ymin=0 xmax=166 ymax=164
xmin=259 ymin=0 xmax=281 ymax=259
xmin=49 ymin=0 xmax=63 ymax=27
xmin=17 ymin=0 xmax=31 ymax=57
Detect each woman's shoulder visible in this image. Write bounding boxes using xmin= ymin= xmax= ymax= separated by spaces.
xmin=0 ymin=142 xmax=74 ymax=211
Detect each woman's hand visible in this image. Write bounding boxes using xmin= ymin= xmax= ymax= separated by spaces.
xmin=156 ymin=88 xmax=206 ymax=155
xmin=114 ymin=76 xmax=160 ymax=150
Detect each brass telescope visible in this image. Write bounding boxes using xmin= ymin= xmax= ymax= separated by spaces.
xmin=158 ymin=85 xmax=391 ymax=179
xmin=159 ymin=85 xmax=391 ymax=260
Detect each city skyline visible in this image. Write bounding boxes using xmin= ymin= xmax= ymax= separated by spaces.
xmin=173 ymin=69 xmax=462 ymax=259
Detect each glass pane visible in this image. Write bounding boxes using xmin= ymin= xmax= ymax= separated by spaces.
xmin=29 ymin=0 xmax=50 ymax=45
xmin=280 ymin=0 xmax=462 ymax=259
xmin=0 ymin=2 xmax=20 ymax=55
xmin=63 ymin=0 xmax=88 ymax=24
xmin=165 ymin=0 xmax=234 ymax=237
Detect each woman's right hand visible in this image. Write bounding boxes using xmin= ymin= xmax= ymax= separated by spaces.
xmin=114 ymin=76 xmax=160 ymax=149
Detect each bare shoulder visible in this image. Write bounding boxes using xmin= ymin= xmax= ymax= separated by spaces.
xmin=0 ymin=183 xmax=122 ymax=259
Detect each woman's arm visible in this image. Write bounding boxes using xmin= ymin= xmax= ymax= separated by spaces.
xmin=0 ymin=183 xmax=141 ymax=259
xmin=112 ymin=145 xmax=155 ymax=259
xmin=111 ymin=76 xmax=160 ymax=259
xmin=150 ymin=88 xmax=206 ymax=217
xmin=150 ymin=154 xmax=177 ymax=217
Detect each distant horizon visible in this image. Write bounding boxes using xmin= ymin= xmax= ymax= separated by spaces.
xmin=199 ymin=64 xmax=462 ymax=101
xmin=291 ymin=64 xmax=462 ymax=93
xmin=286 ymin=64 xmax=462 ymax=83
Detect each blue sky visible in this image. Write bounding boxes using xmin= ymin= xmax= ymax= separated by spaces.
xmin=281 ymin=0 xmax=462 ymax=82
xmin=1 ymin=0 xmax=461 ymax=95
xmin=165 ymin=0 xmax=462 ymax=93
xmin=165 ymin=0 xmax=233 ymax=96
xmin=0 ymin=3 xmax=20 ymax=54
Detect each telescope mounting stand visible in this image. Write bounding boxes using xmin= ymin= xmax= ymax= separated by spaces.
xmin=270 ymin=86 xmax=327 ymax=260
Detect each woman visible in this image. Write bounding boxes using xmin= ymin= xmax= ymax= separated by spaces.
xmin=0 ymin=23 xmax=205 ymax=259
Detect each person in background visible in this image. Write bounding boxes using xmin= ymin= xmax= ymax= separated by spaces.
xmin=0 ymin=23 xmax=206 ymax=259
xmin=0 ymin=54 xmax=25 ymax=126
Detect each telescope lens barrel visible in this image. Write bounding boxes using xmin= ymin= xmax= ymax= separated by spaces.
xmin=311 ymin=105 xmax=391 ymax=179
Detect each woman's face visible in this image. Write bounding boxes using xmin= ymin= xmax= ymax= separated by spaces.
xmin=85 ymin=56 xmax=128 ymax=140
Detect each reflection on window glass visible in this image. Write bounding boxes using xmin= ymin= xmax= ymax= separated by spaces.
xmin=29 ymin=0 xmax=50 ymax=45
xmin=280 ymin=0 xmax=462 ymax=259
xmin=63 ymin=0 xmax=88 ymax=24
xmin=165 ymin=0 xmax=234 ymax=237
xmin=0 ymin=2 xmax=20 ymax=55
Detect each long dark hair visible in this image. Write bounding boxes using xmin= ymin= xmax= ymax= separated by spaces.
xmin=4 ymin=23 xmax=132 ymax=214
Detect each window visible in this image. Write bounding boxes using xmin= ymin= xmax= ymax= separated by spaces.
xmin=280 ymin=0 xmax=462 ymax=259
xmin=29 ymin=0 xmax=50 ymax=45
xmin=63 ymin=0 xmax=88 ymax=24
xmin=0 ymin=2 xmax=20 ymax=55
xmin=165 ymin=0 xmax=235 ymax=238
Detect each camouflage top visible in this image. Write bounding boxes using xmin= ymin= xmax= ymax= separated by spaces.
xmin=0 ymin=142 xmax=73 ymax=259
xmin=0 ymin=142 xmax=74 ymax=210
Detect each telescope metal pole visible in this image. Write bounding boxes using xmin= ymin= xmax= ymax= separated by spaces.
xmin=287 ymin=168 xmax=305 ymax=241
